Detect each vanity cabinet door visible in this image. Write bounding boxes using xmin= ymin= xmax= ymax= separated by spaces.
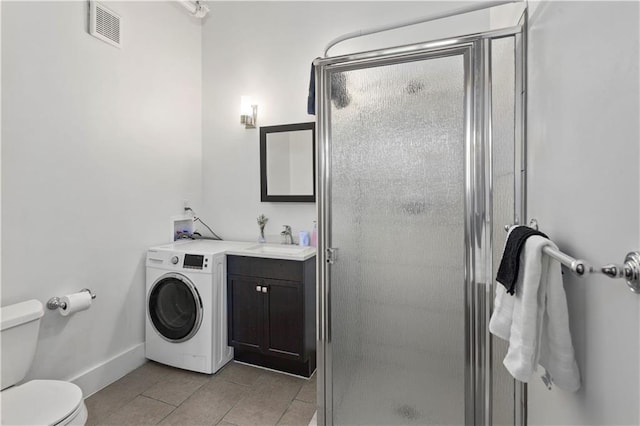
xmin=226 ymin=255 xmax=316 ymax=377
xmin=227 ymin=274 xmax=264 ymax=351
xmin=263 ymin=278 xmax=303 ymax=360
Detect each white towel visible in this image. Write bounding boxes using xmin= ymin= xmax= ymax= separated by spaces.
xmin=489 ymin=235 xmax=581 ymax=391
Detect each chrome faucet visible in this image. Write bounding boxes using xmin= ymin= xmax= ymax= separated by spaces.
xmin=281 ymin=225 xmax=294 ymax=245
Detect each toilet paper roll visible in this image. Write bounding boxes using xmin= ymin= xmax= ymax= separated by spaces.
xmin=58 ymin=291 xmax=92 ymax=316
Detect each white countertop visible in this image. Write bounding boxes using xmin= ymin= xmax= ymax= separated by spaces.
xmin=226 ymin=243 xmax=317 ymax=261
xmin=151 ymin=239 xmax=254 ymax=253
xmin=151 ymin=240 xmax=317 ymax=261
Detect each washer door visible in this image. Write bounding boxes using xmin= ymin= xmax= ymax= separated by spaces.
xmin=148 ymin=273 xmax=203 ymax=343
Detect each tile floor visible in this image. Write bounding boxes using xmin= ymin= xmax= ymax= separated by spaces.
xmin=85 ymin=361 xmax=317 ymax=426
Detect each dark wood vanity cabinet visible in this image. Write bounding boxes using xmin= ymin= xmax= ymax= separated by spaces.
xmin=227 ymin=275 xmax=264 ymax=351
xmin=227 ymin=255 xmax=316 ymax=377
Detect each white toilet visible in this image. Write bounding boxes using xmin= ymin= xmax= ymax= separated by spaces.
xmin=1 ymin=299 xmax=88 ymax=425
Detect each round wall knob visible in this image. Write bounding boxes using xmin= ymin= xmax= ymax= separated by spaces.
xmin=171 ymin=256 xmax=179 ymax=265
xmin=624 ymin=252 xmax=640 ymax=294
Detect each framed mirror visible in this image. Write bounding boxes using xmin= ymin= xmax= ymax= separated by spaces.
xmin=260 ymin=122 xmax=315 ymax=202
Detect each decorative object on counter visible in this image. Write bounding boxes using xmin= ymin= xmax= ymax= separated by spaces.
xmin=257 ymin=214 xmax=268 ymax=243
xmin=311 ymin=220 xmax=318 ymax=247
xmin=299 ymin=231 xmax=310 ymax=246
xmin=281 ymin=225 xmax=294 ymax=245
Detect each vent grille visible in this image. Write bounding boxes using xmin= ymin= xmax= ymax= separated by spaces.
xmin=90 ymin=2 xmax=122 ymax=48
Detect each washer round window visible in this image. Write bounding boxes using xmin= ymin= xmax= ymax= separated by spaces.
xmin=148 ymin=273 xmax=203 ymax=342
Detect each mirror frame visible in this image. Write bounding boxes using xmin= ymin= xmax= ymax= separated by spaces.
xmin=260 ymin=122 xmax=316 ymax=202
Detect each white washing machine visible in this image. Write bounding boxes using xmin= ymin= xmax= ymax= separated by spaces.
xmin=145 ymin=240 xmax=252 ymax=374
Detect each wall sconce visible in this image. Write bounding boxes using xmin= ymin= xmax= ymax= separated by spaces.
xmin=240 ymin=96 xmax=258 ymax=129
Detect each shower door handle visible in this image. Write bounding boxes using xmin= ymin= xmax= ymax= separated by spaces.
xmin=326 ymin=248 xmax=338 ymax=264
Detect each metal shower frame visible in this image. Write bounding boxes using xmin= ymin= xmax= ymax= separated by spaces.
xmin=314 ymin=22 xmax=527 ymax=426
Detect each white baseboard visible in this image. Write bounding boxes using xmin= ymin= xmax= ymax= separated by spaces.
xmin=67 ymin=343 xmax=146 ymax=398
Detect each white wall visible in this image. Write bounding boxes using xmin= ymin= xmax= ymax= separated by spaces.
xmin=201 ymin=1 xmax=490 ymax=243
xmin=2 ymin=1 xmax=202 ymax=395
xmin=494 ymin=1 xmax=640 ymax=424
xmin=0 ymin=0 xmax=3 ymax=310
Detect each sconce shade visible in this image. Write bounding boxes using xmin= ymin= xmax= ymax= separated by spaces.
xmin=240 ymin=96 xmax=257 ymax=129
xmin=240 ymin=96 xmax=253 ymax=115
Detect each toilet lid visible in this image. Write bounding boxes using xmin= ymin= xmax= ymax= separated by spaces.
xmin=1 ymin=380 xmax=83 ymax=425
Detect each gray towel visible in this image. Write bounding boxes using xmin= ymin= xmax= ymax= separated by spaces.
xmin=497 ymin=226 xmax=548 ymax=295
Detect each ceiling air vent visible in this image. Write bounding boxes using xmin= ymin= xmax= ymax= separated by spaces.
xmin=89 ymin=2 xmax=122 ymax=48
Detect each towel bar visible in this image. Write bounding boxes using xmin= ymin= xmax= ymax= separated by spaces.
xmin=504 ymin=220 xmax=640 ymax=294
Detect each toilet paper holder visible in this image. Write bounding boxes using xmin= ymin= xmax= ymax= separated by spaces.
xmin=47 ymin=288 xmax=97 ymax=310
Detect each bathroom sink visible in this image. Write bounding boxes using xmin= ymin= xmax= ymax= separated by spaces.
xmin=227 ymin=244 xmax=316 ymax=260
xmin=245 ymin=244 xmax=310 ymax=254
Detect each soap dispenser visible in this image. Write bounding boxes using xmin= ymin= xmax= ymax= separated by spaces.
xmin=311 ymin=221 xmax=318 ymax=247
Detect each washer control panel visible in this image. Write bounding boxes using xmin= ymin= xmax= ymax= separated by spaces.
xmin=184 ymin=254 xmax=206 ymax=270
xmin=147 ymin=250 xmax=213 ymax=272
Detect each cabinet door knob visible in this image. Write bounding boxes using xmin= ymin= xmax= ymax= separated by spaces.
xmin=256 ymin=285 xmax=262 ymax=292
xmin=262 ymin=286 xmax=268 ymax=293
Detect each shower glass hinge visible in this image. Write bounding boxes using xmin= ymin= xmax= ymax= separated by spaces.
xmin=326 ymin=248 xmax=338 ymax=264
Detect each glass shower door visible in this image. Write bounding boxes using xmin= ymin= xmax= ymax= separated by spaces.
xmin=325 ymin=51 xmax=469 ymax=425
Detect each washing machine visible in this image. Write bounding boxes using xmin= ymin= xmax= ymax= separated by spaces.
xmin=145 ymin=240 xmax=252 ymax=374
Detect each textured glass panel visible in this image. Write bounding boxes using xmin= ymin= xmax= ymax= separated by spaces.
xmin=329 ymin=55 xmax=466 ymax=425
xmin=491 ymin=36 xmax=517 ymax=426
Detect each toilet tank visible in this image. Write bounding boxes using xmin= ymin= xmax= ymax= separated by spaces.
xmin=0 ymin=300 xmax=44 ymax=390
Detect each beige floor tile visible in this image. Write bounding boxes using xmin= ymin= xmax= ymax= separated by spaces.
xmin=216 ymin=362 xmax=265 ymax=386
xmin=142 ymin=367 xmax=210 ymax=406
xmin=122 ymin=361 xmax=181 ymax=390
xmin=295 ymin=373 xmax=317 ymax=403
xmin=252 ymin=370 xmax=305 ymax=401
xmin=222 ymin=371 xmax=305 ymax=426
xmin=222 ymin=395 xmax=291 ymax=426
xmin=277 ymin=400 xmax=317 ymax=426
xmin=85 ymin=362 xmax=168 ymax=424
xmin=86 ymin=391 xmax=125 ymax=426
xmin=86 ymin=361 xmax=316 ymax=426
xmin=98 ymin=395 xmax=175 ymax=425
xmin=159 ymin=377 xmax=249 ymax=425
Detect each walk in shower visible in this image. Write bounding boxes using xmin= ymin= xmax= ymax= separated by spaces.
xmin=315 ymin=23 xmax=525 ymax=426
